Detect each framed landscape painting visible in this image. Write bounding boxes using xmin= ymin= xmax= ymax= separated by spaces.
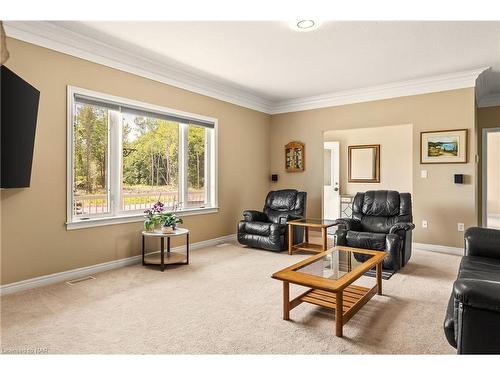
xmin=420 ymin=129 xmax=468 ymax=164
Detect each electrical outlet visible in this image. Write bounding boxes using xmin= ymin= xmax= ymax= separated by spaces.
xmin=458 ymin=223 xmax=465 ymax=232
xmin=422 ymin=220 xmax=428 ymax=229
xmin=420 ymin=170 xmax=428 ymax=179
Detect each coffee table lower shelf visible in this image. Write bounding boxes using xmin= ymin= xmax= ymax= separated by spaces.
xmin=284 ymin=283 xmax=379 ymax=337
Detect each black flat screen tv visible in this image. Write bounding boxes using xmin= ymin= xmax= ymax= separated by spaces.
xmin=1 ymin=65 xmax=40 ymax=188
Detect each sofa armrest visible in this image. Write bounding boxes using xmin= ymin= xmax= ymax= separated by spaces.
xmin=333 ymin=218 xmax=361 ymax=231
xmin=464 ymin=227 xmax=500 ymax=259
xmin=453 ymin=279 xmax=500 ymax=313
xmin=389 ymin=222 xmax=415 ymax=234
xmin=334 ymin=228 xmax=348 ymax=246
xmin=443 ymin=294 xmax=457 ymax=348
xmin=242 ymin=210 xmax=268 ymax=222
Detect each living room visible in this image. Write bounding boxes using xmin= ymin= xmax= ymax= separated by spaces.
xmin=1 ymin=1 xmax=500 ymax=373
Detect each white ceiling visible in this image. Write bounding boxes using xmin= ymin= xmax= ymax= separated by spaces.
xmin=54 ymin=21 xmax=500 ymax=103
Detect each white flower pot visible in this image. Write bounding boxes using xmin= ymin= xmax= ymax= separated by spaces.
xmin=161 ymin=226 xmax=175 ymax=234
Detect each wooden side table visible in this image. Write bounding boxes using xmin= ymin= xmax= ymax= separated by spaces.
xmin=142 ymin=228 xmax=189 ymax=272
xmin=287 ymin=219 xmax=336 ymax=255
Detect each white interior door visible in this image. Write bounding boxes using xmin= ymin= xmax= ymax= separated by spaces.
xmin=483 ymin=127 xmax=500 ymax=229
xmin=323 ymin=141 xmax=340 ymax=232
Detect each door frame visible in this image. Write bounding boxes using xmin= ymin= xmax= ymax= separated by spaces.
xmin=482 ymin=127 xmax=500 ymax=227
xmin=322 ymin=141 xmax=340 ymax=221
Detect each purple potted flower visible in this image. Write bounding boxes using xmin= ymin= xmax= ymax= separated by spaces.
xmin=143 ymin=201 xmax=165 ymax=232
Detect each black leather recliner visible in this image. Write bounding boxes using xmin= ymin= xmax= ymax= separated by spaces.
xmin=334 ymin=190 xmax=415 ymax=271
xmin=444 ymin=227 xmax=500 ymax=354
xmin=238 ymin=189 xmax=307 ymax=252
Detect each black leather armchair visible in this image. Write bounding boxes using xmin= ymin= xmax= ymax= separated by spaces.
xmin=334 ymin=190 xmax=415 ymax=271
xmin=444 ymin=227 xmax=500 ymax=354
xmin=238 ymin=189 xmax=307 ymax=252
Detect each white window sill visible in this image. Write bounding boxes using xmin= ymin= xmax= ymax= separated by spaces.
xmin=66 ymin=207 xmax=219 ymax=230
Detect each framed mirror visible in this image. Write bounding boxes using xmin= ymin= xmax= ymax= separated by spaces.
xmin=348 ymin=144 xmax=380 ymax=183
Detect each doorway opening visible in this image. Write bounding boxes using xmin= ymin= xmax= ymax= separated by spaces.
xmin=482 ymin=127 xmax=500 ymax=229
xmin=323 ymin=141 xmax=340 ymax=234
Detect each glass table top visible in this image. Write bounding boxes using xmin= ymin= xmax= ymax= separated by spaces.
xmin=295 ymin=248 xmax=374 ymax=281
xmin=288 ymin=218 xmax=336 ymax=226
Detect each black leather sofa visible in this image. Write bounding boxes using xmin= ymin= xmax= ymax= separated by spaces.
xmin=334 ymin=190 xmax=415 ymax=271
xmin=444 ymin=226 xmax=500 ymax=354
xmin=237 ymin=189 xmax=306 ymax=251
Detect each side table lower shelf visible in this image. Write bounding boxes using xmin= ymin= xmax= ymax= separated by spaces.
xmin=143 ymin=252 xmax=187 ymax=266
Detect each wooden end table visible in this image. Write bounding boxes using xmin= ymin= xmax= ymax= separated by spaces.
xmin=272 ymin=246 xmax=385 ymax=337
xmin=287 ymin=218 xmax=336 ymax=255
xmin=142 ymin=228 xmax=189 ymax=272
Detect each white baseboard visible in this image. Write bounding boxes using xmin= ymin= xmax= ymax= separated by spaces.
xmin=412 ymin=242 xmax=463 ymax=255
xmin=0 ymin=234 xmax=237 ymax=296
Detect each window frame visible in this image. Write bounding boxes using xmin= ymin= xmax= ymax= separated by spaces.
xmin=66 ymin=86 xmax=218 ymax=230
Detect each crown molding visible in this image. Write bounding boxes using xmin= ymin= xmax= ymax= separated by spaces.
xmin=474 ymin=67 xmax=500 ymax=107
xmin=3 ymin=21 xmax=489 ymax=115
xmin=270 ymin=67 xmax=489 ymax=114
xmin=4 ymin=21 xmax=274 ymax=114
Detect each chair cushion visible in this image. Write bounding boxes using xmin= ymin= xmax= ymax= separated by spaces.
xmin=361 ymin=190 xmax=400 ymax=216
xmin=346 ymin=231 xmax=386 ymax=251
xmin=352 ymin=191 xmax=413 ymax=233
xmin=266 ymin=210 xmax=284 ymax=224
xmin=360 ymin=215 xmax=397 ymax=234
xmin=266 ymin=189 xmax=298 ymax=210
xmin=241 ymin=221 xmax=286 ymax=237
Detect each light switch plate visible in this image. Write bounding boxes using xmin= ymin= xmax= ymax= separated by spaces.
xmin=421 ymin=170 xmax=428 ymax=178
xmin=422 ymin=220 xmax=428 ymax=228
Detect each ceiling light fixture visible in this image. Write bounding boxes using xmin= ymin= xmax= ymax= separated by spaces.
xmin=290 ymin=20 xmax=321 ymax=32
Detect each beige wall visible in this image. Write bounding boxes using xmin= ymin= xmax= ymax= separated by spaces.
xmin=0 ymin=37 xmax=482 ymax=285
xmin=324 ymin=124 xmax=413 ymax=196
xmin=0 ymin=38 xmax=271 ymax=285
xmin=270 ymin=89 xmax=477 ymax=248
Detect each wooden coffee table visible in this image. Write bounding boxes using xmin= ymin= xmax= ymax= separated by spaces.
xmin=272 ymin=246 xmax=385 ymax=337
xmin=287 ymin=218 xmax=336 ymax=255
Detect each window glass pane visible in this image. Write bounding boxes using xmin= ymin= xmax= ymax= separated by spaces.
xmin=73 ymin=103 xmax=109 ymax=217
xmin=121 ymin=114 xmax=179 ymax=211
xmin=187 ymin=124 xmax=206 ymax=208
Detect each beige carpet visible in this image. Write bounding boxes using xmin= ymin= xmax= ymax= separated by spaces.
xmin=0 ymin=242 xmax=460 ymax=354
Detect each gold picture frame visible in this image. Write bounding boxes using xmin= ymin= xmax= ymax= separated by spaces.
xmin=285 ymin=141 xmax=305 ymax=172
xmin=348 ymin=144 xmax=380 ymax=183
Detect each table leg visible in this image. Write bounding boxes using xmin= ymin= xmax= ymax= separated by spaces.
xmin=186 ymin=233 xmax=189 ymax=265
xmin=305 ymin=226 xmax=309 ymax=243
xmin=376 ymin=262 xmax=382 ymax=295
xmin=335 ymin=291 xmax=343 ymax=337
xmin=283 ymin=281 xmax=290 ymax=320
xmin=142 ymin=235 xmax=145 ymax=266
xmin=322 ymin=227 xmax=328 ymax=251
xmin=160 ymin=237 xmax=165 ymax=272
xmin=288 ymin=224 xmax=293 ymax=255
xmin=167 ymin=236 xmax=170 ymax=254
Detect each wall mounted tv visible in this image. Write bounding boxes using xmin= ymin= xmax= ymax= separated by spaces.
xmin=1 ymin=65 xmax=40 ymax=188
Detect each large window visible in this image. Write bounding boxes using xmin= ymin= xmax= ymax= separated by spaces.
xmin=67 ymin=87 xmax=217 ymax=229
